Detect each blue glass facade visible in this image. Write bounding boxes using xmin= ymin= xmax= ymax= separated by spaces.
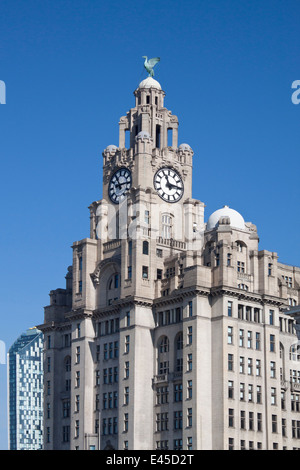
xmin=8 ymin=328 xmax=43 ymax=450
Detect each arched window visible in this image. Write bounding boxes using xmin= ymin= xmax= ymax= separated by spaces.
xmin=65 ymin=356 xmax=71 ymax=372
xmin=161 ymin=213 xmax=173 ymax=239
xmin=159 ymin=336 xmax=169 ymax=353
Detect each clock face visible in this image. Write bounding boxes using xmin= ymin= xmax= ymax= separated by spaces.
xmin=108 ymin=167 xmax=132 ymax=204
xmin=153 ymin=167 xmax=184 ymax=203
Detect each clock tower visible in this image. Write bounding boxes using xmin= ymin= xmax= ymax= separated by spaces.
xmin=40 ymin=72 xmax=300 ymax=451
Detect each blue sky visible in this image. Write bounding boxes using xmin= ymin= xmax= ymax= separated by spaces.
xmin=0 ymin=0 xmax=299 ymax=449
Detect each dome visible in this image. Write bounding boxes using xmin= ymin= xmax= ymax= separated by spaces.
xmin=206 ymin=206 xmax=246 ymax=231
xmin=138 ymin=77 xmax=162 ymax=90
xmin=179 ymin=143 xmax=192 ymax=151
xmin=105 ymin=145 xmax=118 ymax=152
xmin=135 ymin=131 xmax=152 ymax=141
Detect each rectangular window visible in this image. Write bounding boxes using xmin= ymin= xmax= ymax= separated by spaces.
xmin=125 ymin=335 xmax=130 ymax=354
xmin=270 ymin=335 xmax=276 ymax=352
xmin=228 ymin=326 xmax=233 ymax=345
xmin=142 ymin=266 xmax=149 ymax=279
xmin=228 ymin=354 xmax=234 ymax=371
xmin=228 ymin=408 xmax=234 ymax=427
xmin=187 ymin=326 xmax=193 ymax=345
xmin=187 ymin=354 xmax=192 ymax=371
xmin=228 ymin=301 xmax=233 ymax=317
xmin=247 ymin=331 xmax=252 ymax=348
xmin=188 ymin=301 xmax=193 ymax=317
xmin=269 ymin=310 xmax=274 ymax=325
xmin=255 ymin=332 xmax=261 ymax=350
xmin=157 ymin=269 xmax=162 ymax=280
xmin=127 ymin=265 xmax=132 ymax=279
xmin=187 ymin=408 xmax=192 ymax=427
xmin=239 ymin=329 xmax=244 ymax=347
xmin=228 ymin=380 xmax=234 ymax=399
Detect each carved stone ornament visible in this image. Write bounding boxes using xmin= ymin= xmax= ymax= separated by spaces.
xmin=90 ymin=257 xmax=121 ymax=286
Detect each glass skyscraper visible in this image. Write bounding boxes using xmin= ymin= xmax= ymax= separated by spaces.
xmin=8 ymin=327 xmax=43 ymax=450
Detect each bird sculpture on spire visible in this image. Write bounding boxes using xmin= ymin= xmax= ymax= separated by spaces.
xmin=142 ymin=56 xmax=160 ymax=77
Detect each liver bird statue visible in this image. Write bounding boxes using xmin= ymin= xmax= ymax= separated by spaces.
xmin=142 ymin=56 xmax=160 ymax=77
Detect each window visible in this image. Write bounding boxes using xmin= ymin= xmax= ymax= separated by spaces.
xmin=272 ymin=415 xmax=277 ymax=433
xmin=239 ymin=329 xmax=244 ymax=347
xmin=77 ymin=323 xmax=81 ymax=338
xmin=159 ymin=336 xmax=169 ymax=353
xmin=156 ymin=413 xmax=168 ymax=432
xmin=228 ymin=380 xmax=234 ymax=399
xmin=229 ymin=409 xmax=234 ymax=427
xmin=127 ymin=266 xmax=132 ymax=279
xmin=75 ymin=420 xmax=80 ymax=438
xmin=247 ymin=331 xmax=252 ymax=349
xmin=258 ymin=413 xmax=263 ymax=432
xmin=187 ymin=408 xmax=192 ymax=427
xmin=248 ymin=384 xmax=253 ymax=402
xmin=256 ymin=359 xmax=261 ymax=377
xmin=76 ymin=346 xmax=80 ymax=364
xmin=255 ymin=332 xmax=261 ymax=350
xmin=144 ymin=210 xmax=150 ymax=225
xmin=126 ymin=311 xmax=130 ymax=327
xmin=174 ymin=411 xmax=182 ymax=430
xmin=187 ymin=326 xmax=193 ymax=345
xmin=187 ymin=354 xmax=192 ymax=371
xmin=156 ymin=248 xmax=163 ymax=258
xmin=228 ymin=327 xmax=233 ymax=345
xmin=228 ymin=301 xmax=233 ymax=317
xmin=269 ymin=310 xmax=274 ymax=325
xmin=270 ymin=361 xmax=276 ymax=378
xmin=75 ymin=395 xmax=80 ymax=413
xmin=271 ymin=387 xmax=277 ymax=405
xmin=270 ymin=335 xmax=276 ymax=352
xmin=123 ymin=413 xmax=128 ymax=432
xmin=157 ymin=269 xmax=162 ymax=280
xmin=156 ymin=386 xmax=169 ymax=405
xmin=125 ymin=335 xmax=130 ymax=354
xmin=124 ymin=361 xmax=129 ymax=379
xmin=228 ymin=354 xmax=234 ymax=371
xmin=63 ymin=425 xmax=70 ymax=443
xmin=174 ymin=383 xmax=182 ymax=402
xmin=124 ymin=387 xmax=129 ymax=406
xmin=161 ymin=214 xmax=172 ymax=239
xmin=187 ymin=380 xmax=193 ymax=399
xmin=227 ymin=254 xmax=232 ymax=266
xmin=188 ymin=301 xmax=193 ymax=317
xmin=237 ymin=261 xmax=245 ymax=273
xmin=142 ymin=266 xmax=148 ymax=279
xmin=248 ymin=358 xmax=253 ymax=375
xmin=240 ymin=383 xmax=245 ymax=401
xmin=249 ymin=412 xmax=254 ymax=430
xmin=240 ymin=410 xmax=246 ymax=429
xmin=240 ymin=356 xmax=245 ymax=374
xmin=257 ymin=385 xmax=262 ymax=404
xmin=143 ymin=241 xmax=149 ymax=255
xmin=268 ymin=263 xmax=272 ymax=276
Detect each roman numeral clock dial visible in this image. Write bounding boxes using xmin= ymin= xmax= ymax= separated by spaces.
xmin=154 ymin=167 xmax=184 ymax=203
xmin=108 ymin=167 xmax=132 ymax=204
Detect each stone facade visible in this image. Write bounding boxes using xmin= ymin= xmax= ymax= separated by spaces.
xmin=38 ymin=77 xmax=300 ymax=450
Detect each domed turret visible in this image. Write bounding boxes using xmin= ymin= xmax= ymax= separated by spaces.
xmin=206 ymin=205 xmax=246 ymax=231
xmin=138 ymin=77 xmax=162 ymax=90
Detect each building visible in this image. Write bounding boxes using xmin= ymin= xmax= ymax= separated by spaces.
xmin=7 ymin=327 xmax=43 ymax=450
xmin=38 ymin=76 xmax=300 ymax=450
